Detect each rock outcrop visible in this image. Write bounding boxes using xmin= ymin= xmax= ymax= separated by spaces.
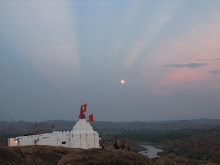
xmin=153 ymin=156 xmax=218 ymax=165
xmin=0 ymin=146 xmax=218 ymax=165
xmin=0 ymin=146 xmax=151 ymax=165
xmin=58 ymin=149 xmax=152 ymax=165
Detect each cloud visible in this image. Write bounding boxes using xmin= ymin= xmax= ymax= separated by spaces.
xmin=164 ymin=63 xmax=209 ymax=68
xmin=209 ymin=70 xmax=220 ymax=74
xmin=197 ymin=58 xmax=220 ymax=61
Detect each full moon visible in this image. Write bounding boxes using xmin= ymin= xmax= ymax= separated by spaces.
xmin=121 ymin=80 xmax=125 ymax=84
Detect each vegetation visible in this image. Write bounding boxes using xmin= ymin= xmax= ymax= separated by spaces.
xmin=160 ymin=128 xmax=220 ymax=160
xmin=115 ymin=129 xmax=204 ymax=143
xmin=0 ymin=134 xmax=21 ymax=139
xmin=23 ymin=133 xmax=34 ymax=136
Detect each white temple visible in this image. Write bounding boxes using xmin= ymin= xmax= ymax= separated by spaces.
xmin=8 ymin=104 xmax=101 ymax=149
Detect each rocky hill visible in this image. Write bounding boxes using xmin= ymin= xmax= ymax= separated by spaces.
xmin=1 ymin=118 xmax=220 ymax=139
xmin=0 ymin=146 xmax=219 ymax=165
xmin=161 ymin=127 xmax=220 ymax=161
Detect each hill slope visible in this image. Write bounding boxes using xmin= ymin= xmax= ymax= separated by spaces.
xmin=161 ymin=127 xmax=220 ymax=161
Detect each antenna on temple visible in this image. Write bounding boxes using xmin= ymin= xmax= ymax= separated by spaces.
xmin=52 ymin=125 xmax=55 ymax=132
xmin=36 ymin=122 xmax=38 ymax=135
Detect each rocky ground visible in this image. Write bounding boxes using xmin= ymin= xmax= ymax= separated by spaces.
xmin=0 ymin=145 xmax=219 ymax=165
xmin=98 ymin=128 xmax=145 ymax=152
xmin=0 ymin=139 xmax=7 ymax=146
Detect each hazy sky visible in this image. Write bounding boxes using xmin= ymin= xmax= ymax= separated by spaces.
xmin=1 ymin=0 xmax=220 ymax=122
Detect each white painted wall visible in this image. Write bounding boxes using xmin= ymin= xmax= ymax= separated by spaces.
xmin=8 ymin=119 xmax=100 ymax=149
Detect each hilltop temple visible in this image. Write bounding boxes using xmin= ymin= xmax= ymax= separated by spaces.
xmin=8 ymin=104 xmax=100 ymax=149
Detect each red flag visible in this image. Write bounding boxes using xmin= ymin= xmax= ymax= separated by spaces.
xmin=82 ymin=103 xmax=87 ymax=108
xmin=89 ymin=114 xmax=93 ymax=122
xmin=81 ymin=103 xmax=87 ymax=112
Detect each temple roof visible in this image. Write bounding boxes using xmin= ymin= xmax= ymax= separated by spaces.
xmin=72 ymin=119 xmax=95 ymax=133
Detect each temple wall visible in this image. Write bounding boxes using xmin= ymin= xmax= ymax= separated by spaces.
xmin=70 ymin=132 xmax=100 ymax=149
xmin=8 ymin=138 xmax=18 ymax=146
xmin=8 ymin=119 xmax=100 ymax=149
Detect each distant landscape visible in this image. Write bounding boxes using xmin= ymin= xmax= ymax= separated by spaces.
xmin=2 ymin=118 xmax=220 ymax=139
xmin=1 ymin=118 xmax=220 ymax=164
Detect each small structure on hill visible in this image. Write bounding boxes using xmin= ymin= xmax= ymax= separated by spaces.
xmin=8 ymin=104 xmax=100 ymax=149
